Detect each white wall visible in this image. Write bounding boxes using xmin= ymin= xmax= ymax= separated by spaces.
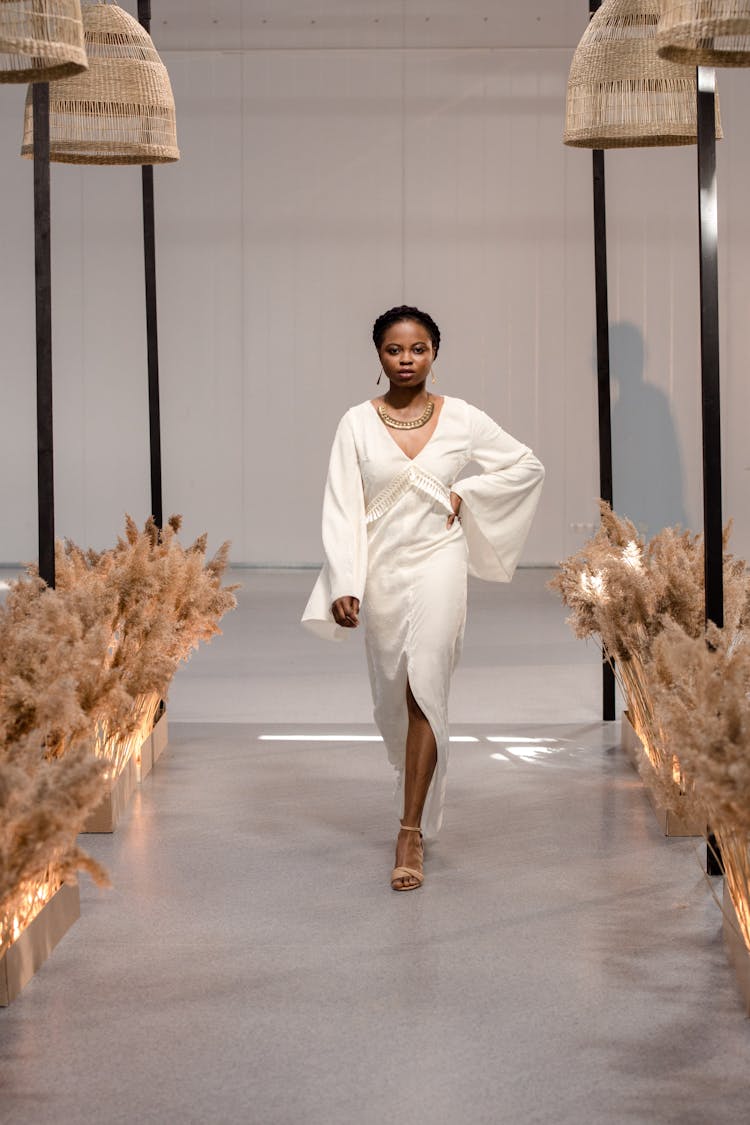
xmin=1 ymin=50 xmax=749 ymax=565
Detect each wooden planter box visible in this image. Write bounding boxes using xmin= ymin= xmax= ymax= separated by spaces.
xmin=81 ymin=750 xmax=139 ymax=834
xmin=137 ymin=707 xmax=168 ymax=781
xmin=723 ymin=879 xmax=750 ymax=1017
xmin=82 ymin=708 xmax=168 ymax=830
xmin=151 ymin=707 xmax=169 ymax=765
xmin=136 ymin=729 xmax=154 ymax=783
xmin=621 ymin=711 xmax=703 ymax=838
xmin=0 ymin=882 xmax=80 ymax=1006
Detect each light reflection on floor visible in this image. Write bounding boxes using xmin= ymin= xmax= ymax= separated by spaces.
xmin=486 ymin=735 xmax=560 ymax=744
xmin=258 ymin=732 xmax=573 ymax=761
xmin=259 ymin=734 xmax=383 ymax=742
xmin=259 ymin=733 xmax=480 ymax=743
xmin=491 ymin=746 xmax=560 ymax=763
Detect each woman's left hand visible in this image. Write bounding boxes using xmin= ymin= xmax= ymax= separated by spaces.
xmin=447 ymin=492 xmax=462 ymax=529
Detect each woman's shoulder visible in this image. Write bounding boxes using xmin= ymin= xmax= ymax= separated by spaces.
xmin=347 ymin=398 xmax=379 ymax=414
xmin=442 ymin=395 xmax=483 ymax=410
xmin=444 ymin=396 xmax=497 ymax=421
xmin=341 ymin=400 xmax=378 ymax=427
xmin=330 ymin=400 xmax=372 ymax=429
xmin=441 ymin=395 xmax=482 ymax=423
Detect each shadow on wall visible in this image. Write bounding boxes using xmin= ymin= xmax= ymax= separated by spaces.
xmin=608 ymin=322 xmax=687 ymax=538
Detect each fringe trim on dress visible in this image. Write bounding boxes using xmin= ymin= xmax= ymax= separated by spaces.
xmin=365 ymin=465 xmax=453 ymax=525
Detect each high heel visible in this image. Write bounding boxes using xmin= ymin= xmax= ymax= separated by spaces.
xmin=391 ymin=824 xmax=424 ymax=891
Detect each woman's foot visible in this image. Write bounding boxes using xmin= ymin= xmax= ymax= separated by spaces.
xmin=391 ymin=824 xmax=424 ymax=891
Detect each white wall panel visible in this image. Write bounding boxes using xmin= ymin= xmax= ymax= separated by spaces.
xmin=720 ymin=71 xmax=750 ymax=564
xmin=156 ymin=52 xmax=245 ymax=553
xmin=1 ymin=48 xmax=749 ymax=565
xmin=57 ymin=163 xmax=149 ymax=550
xmin=606 ymin=143 xmax=701 ymax=539
xmin=0 ymin=84 xmax=36 ymax=562
xmin=117 ymin=0 xmax=588 ymax=52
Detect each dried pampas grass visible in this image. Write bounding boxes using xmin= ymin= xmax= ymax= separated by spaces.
xmin=0 ymin=570 xmax=134 ymax=759
xmin=649 ymin=623 xmax=750 ymax=948
xmin=553 ymin=504 xmax=750 ymax=951
xmin=0 ymin=514 xmax=237 ymax=952
xmin=9 ymin=514 xmax=238 ymax=774
xmin=0 ymin=737 xmax=110 ymax=959
xmin=0 ymin=574 xmax=121 ymax=954
xmin=54 ymin=514 xmax=237 ymax=700
xmin=552 ymin=503 xmax=747 ymax=654
xmin=550 ymin=503 xmax=749 ymax=779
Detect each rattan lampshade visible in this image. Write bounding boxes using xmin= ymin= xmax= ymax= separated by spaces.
xmin=21 ymin=1 xmax=178 ymax=164
xmin=0 ymin=0 xmax=87 ymax=83
xmin=565 ymin=0 xmax=722 ymax=147
xmin=657 ymin=1 xmax=750 ymax=65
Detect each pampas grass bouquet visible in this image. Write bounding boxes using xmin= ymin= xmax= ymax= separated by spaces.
xmin=0 ymin=515 xmax=236 ymax=972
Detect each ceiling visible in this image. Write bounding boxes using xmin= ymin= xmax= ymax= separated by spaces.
xmin=117 ymin=1 xmax=588 ymax=51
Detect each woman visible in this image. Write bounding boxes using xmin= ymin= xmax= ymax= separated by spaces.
xmin=302 ymin=306 xmax=544 ymax=891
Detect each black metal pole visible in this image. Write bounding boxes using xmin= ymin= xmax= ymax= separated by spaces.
xmin=33 ymin=82 xmax=55 ymax=589
xmin=142 ymin=164 xmax=163 ymax=529
xmin=697 ymin=68 xmax=723 ymax=632
xmin=590 ymin=0 xmax=616 ymax=721
xmin=593 ymin=151 xmax=613 ymax=518
xmin=138 ymin=0 xmax=163 ymax=529
xmin=593 ymin=151 xmax=616 ymax=722
xmin=696 ymin=67 xmax=724 ymax=876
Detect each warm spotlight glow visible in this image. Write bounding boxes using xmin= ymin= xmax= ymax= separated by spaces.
xmin=95 ymin=692 xmax=161 ymax=777
xmin=721 ymin=835 xmax=750 ymax=952
xmin=636 ymin=727 xmax=661 ymax=772
xmin=622 ymin=541 xmax=643 ymax=570
xmin=0 ymin=871 xmax=58 ymax=957
xmin=580 ymin=570 xmax=606 ymax=598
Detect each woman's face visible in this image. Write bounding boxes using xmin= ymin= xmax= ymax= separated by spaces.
xmin=378 ymin=319 xmax=435 ymax=388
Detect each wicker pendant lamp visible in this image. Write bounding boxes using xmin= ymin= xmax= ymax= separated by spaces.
xmin=657 ymin=1 xmax=750 ymax=65
xmin=0 ymin=0 xmax=87 ymax=82
xmin=565 ymin=0 xmax=722 ymax=147
xmin=21 ymin=0 xmax=178 ymax=164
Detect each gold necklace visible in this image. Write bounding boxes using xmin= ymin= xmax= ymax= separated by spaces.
xmin=378 ymin=397 xmax=434 ymax=430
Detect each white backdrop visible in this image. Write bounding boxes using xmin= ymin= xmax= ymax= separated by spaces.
xmin=1 ymin=43 xmax=748 ymax=565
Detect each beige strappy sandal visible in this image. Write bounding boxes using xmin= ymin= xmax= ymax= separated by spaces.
xmin=391 ymin=825 xmax=424 ymax=891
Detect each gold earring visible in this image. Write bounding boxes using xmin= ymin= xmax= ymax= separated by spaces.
xmin=431 ymin=367 xmax=437 ymax=385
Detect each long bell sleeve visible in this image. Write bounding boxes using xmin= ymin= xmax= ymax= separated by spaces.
xmin=451 ymin=405 xmax=545 ymax=582
xmin=302 ymin=411 xmax=368 ymax=641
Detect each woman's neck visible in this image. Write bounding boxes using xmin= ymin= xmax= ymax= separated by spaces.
xmin=383 ymin=382 xmax=430 ymax=409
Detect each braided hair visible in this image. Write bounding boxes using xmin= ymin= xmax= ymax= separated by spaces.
xmin=372 ymin=305 xmax=441 ymax=358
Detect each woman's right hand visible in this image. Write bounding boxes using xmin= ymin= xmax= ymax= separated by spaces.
xmin=331 ymin=596 xmax=360 ymax=628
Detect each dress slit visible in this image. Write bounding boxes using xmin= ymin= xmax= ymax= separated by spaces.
xmin=403 ymin=657 xmax=449 ymax=839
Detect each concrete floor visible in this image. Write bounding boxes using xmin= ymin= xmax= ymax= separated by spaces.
xmin=1 ymin=570 xmax=749 ymax=1124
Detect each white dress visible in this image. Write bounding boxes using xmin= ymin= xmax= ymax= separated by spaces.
xmin=302 ymin=395 xmax=545 ymax=839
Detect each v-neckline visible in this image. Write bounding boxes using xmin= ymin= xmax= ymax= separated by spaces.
xmin=368 ymin=396 xmax=448 ymax=463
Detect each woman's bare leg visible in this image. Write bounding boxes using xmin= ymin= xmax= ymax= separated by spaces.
xmin=393 ymin=680 xmax=437 ymax=889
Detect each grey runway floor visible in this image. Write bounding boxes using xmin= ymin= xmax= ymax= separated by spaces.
xmin=1 ymin=570 xmax=749 ymax=1124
